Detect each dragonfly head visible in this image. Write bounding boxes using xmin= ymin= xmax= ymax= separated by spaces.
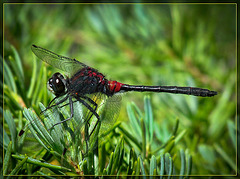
xmin=47 ymin=73 xmax=67 ymax=96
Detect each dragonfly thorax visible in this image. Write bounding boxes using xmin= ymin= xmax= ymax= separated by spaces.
xmin=47 ymin=72 xmax=67 ymax=96
xmin=69 ymin=67 xmax=110 ymax=96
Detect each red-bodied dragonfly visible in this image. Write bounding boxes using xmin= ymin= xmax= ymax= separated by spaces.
xmin=20 ymin=45 xmax=217 ymax=139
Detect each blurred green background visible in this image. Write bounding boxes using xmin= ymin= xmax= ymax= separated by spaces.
xmin=3 ymin=3 xmax=237 ymax=175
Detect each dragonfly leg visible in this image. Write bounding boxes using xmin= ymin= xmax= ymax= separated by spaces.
xmin=40 ymin=96 xmax=58 ymax=114
xmin=78 ymin=95 xmax=100 ymax=137
xmin=48 ymin=96 xmax=74 ymax=131
xmin=60 ymin=96 xmax=98 ymax=129
xmin=58 ymin=99 xmax=78 ymax=109
xmin=81 ymin=95 xmax=98 ymax=107
xmin=59 ymin=96 xmax=97 ymax=110
xmin=80 ymin=96 xmax=98 ymax=126
xmin=74 ymin=96 xmax=100 ymax=138
xmin=41 ymin=94 xmax=69 ymax=114
xmin=19 ymin=96 xmax=68 ymax=136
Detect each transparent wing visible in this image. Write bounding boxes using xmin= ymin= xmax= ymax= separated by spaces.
xmin=69 ymin=93 xmax=122 ymax=152
xmin=98 ymin=94 xmax=122 ymax=137
xmin=31 ymin=45 xmax=88 ymax=76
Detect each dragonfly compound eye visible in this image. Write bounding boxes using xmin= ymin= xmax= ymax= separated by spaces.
xmin=47 ymin=73 xmax=67 ymax=96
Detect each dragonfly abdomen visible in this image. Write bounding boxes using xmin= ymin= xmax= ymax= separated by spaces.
xmin=119 ymin=84 xmax=217 ymax=97
xmin=108 ymin=81 xmax=124 ymax=95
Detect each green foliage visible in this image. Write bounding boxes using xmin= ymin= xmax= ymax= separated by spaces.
xmin=3 ymin=94 xmax=192 ymax=176
xmin=2 ymin=3 xmax=236 ymax=177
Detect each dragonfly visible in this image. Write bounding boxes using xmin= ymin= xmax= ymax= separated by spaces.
xmin=20 ymin=45 xmax=217 ymax=139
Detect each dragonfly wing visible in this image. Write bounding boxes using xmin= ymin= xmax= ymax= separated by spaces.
xmin=31 ymin=45 xmax=88 ymax=75
xmin=98 ymin=94 xmax=122 ymax=137
xmin=76 ymin=93 xmax=122 ymax=151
